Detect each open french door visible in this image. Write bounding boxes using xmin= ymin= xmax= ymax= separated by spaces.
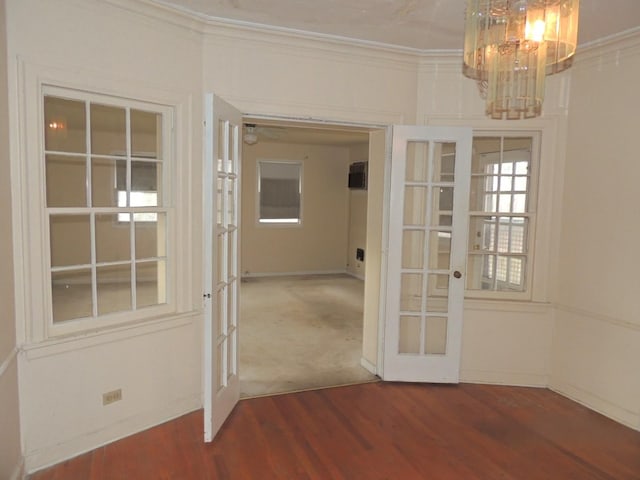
xmin=382 ymin=126 xmax=472 ymax=383
xmin=203 ymin=94 xmax=242 ymax=441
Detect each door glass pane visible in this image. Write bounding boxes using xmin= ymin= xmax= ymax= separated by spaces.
xmin=406 ymin=141 xmax=429 ymax=182
xmin=92 ymin=158 xmax=123 ymax=208
xmin=136 ymin=212 xmax=166 ymax=259
xmin=399 ymin=316 xmax=421 ymax=354
xmin=217 ymin=343 xmax=225 ymax=392
xmin=131 ymin=109 xmax=162 ymax=159
xmin=96 ymin=214 xmax=130 ymax=263
xmin=425 ymin=274 xmax=449 ymax=313
xmin=228 ymin=280 xmax=237 ymax=328
xmin=217 ymin=120 xmax=226 ymax=172
xmin=50 ymin=214 xmax=91 ymax=267
xmin=403 ymin=186 xmax=427 ymax=226
xmin=136 ymin=260 xmax=165 ymax=308
xmin=227 ymin=229 xmax=236 ymax=278
xmin=428 ymin=231 xmax=451 ymax=270
xmin=91 ymin=104 xmax=126 ymax=156
xmin=217 ymin=177 xmax=224 ymax=226
xmin=217 ymin=233 xmax=225 ymax=282
xmin=227 ymin=328 xmax=235 ymax=380
xmin=97 ymin=264 xmax=131 ymax=315
xmin=46 ymin=155 xmax=86 ymax=207
xmin=425 ymin=316 xmax=447 ymax=354
xmin=227 ymin=179 xmax=235 ymax=224
xmin=217 ymin=289 xmax=225 ymax=337
xmin=402 ymin=230 xmax=424 ymax=269
xmin=400 ymin=273 xmax=422 ymax=312
xmin=44 ymin=97 xmax=86 ymax=153
xmin=434 ymin=143 xmax=455 ymax=182
xmin=51 ymin=269 xmax=92 ymax=322
xmin=434 ymin=187 xmax=453 ymax=212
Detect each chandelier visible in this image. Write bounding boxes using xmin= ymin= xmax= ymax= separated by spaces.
xmin=463 ymin=0 xmax=580 ymax=119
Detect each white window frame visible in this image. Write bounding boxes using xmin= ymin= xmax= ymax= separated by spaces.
xmin=256 ymin=160 xmax=303 ymax=226
xmin=465 ymin=131 xmax=540 ymax=301
xmin=42 ymin=85 xmax=175 ymax=337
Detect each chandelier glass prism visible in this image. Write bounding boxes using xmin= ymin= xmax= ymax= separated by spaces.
xmin=463 ymin=0 xmax=579 ymax=119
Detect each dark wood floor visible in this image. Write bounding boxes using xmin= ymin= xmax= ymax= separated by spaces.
xmin=31 ymin=382 xmax=640 ymax=479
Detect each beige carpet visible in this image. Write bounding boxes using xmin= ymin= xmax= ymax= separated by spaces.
xmin=239 ymin=274 xmax=378 ymax=398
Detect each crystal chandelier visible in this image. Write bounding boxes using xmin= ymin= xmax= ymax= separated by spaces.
xmin=463 ymin=0 xmax=580 ymax=119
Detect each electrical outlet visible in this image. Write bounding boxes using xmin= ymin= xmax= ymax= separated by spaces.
xmin=103 ymin=389 xmax=122 ymax=405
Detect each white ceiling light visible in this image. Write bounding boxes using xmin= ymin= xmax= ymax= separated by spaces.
xmin=463 ymin=0 xmax=580 ymax=119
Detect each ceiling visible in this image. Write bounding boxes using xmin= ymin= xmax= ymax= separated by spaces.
xmin=155 ymin=0 xmax=640 ymax=51
xmin=152 ymin=0 xmax=640 ymax=145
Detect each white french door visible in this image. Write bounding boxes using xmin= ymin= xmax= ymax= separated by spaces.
xmin=382 ymin=126 xmax=472 ymax=383
xmin=203 ymin=93 xmax=242 ymax=441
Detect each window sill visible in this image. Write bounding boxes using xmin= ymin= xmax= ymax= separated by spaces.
xmin=23 ymin=311 xmax=201 ymax=360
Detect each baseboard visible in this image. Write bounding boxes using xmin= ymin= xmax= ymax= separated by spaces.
xmin=346 ymin=271 xmax=365 ymax=281
xmin=550 ymin=380 xmax=640 ymax=432
xmin=10 ymin=457 xmax=25 ymax=480
xmin=242 ymin=270 xmax=347 ymax=278
xmin=360 ymin=357 xmax=377 ymax=375
xmin=460 ymin=369 xmax=549 ymax=387
xmin=25 ymin=394 xmax=201 ymax=474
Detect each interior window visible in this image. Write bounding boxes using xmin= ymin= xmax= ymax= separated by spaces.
xmin=44 ymin=92 xmax=170 ymax=324
xmin=467 ymin=135 xmax=535 ymax=294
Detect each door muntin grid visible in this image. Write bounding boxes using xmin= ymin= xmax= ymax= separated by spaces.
xmin=398 ymin=141 xmax=456 ymax=356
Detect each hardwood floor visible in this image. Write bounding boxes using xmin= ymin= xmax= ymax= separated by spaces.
xmin=31 ymin=382 xmax=640 ymax=479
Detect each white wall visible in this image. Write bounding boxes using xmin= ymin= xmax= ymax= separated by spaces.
xmin=346 ymin=142 xmax=369 ymax=279
xmin=0 ymin=0 xmax=22 ymax=477
xmin=6 ymin=0 xmax=204 ymax=471
xmin=551 ymin=33 xmax=640 ymax=430
xmin=241 ymin=141 xmax=351 ymax=275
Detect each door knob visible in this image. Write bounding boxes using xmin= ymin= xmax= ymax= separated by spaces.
xmin=453 ymin=271 xmax=462 ymax=279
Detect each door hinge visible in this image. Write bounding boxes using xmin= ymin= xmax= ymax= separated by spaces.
xmin=203 ymin=293 xmax=211 ymax=299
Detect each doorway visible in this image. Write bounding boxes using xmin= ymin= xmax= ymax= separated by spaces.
xmin=238 ymin=119 xmax=379 ymax=397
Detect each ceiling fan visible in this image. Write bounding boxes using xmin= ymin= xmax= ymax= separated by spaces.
xmin=243 ymin=123 xmax=286 ymax=144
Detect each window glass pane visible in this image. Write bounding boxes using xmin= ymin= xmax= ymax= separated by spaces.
xmin=434 ymin=187 xmax=453 ymax=214
xmin=131 ymin=109 xmax=162 ymax=159
xmin=97 ymin=264 xmax=131 ymax=315
xmin=51 ymin=269 xmax=93 ymax=322
xmin=136 ymin=260 xmax=166 ymax=308
xmin=258 ymin=162 xmax=301 ymax=223
xmin=96 ymin=214 xmax=130 ymax=263
xmin=44 ymin=97 xmax=86 ymax=153
xmin=471 ymin=137 xmax=500 ymax=173
xmin=131 ymin=161 xmax=161 ymax=205
xmin=136 ymin=212 xmax=166 ymax=259
xmin=50 ymin=214 xmax=91 ymax=267
xmin=92 ymin=158 xmax=123 ymax=208
xmin=91 ymin=104 xmax=126 ymax=156
xmin=46 ymin=155 xmax=86 ymax=207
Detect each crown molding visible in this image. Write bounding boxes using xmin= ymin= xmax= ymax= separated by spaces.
xmin=574 ymin=26 xmax=640 ymax=68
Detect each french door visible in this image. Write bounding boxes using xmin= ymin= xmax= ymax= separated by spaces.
xmin=382 ymin=126 xmax=472 ymax=382
xmin=203 ymin=94 xmax=242 ymax=441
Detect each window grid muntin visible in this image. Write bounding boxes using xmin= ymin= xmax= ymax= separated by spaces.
xmin=467 ymin=134 xmax=537 ymax=294
xmin=44 ymin=90 xmax=171 ymax=324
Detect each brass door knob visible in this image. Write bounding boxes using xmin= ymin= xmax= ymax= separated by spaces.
xmin=453 ymin=271 xmax=462 ymax=279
